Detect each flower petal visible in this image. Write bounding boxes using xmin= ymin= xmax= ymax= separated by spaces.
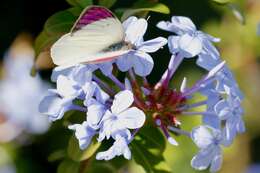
xmin=132 ymin=51 xmax=154 ymax=76
xmin=122 ymin=16 xmax=138 ymax=30
xmin=171 ymin=16 xmax=197 ymax=33
xmin=168 ymin=36 xmax=181 ymax=54
xmin=178 ymin=33 xmax=203 ymax=58
xmin=111 ymin=90 xmax=134 ymax=114
xmin=191 ymin=147 xmax=214 ymax=171
xmin=209 ymin=149 xmax=222 ymax=173
xmin=69 ymin=122 xmax=96 ymax=149
xmin=56 ymin=75 xmax=78 ymax=97
xmin=125 ymin=18 xmax=147 ymax=44
xmin=116 ymin=53 xmax=134 ymax=72
xmin=138 ymin=37 xmax=167 ymax=53
xmin=191 ymin=126 xmax=214 ymax=148
xmin=156 ymin=21 xmax=174 ymax=32
xmin=87 ymin=100 xmax=106 ymax=129
xmin=39 ymin=93 xmax=62 ymax=115
xmin=116 ymin=107 xmax=146 ymax=129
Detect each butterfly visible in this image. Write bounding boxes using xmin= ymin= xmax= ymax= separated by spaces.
xmin=51 ymin=6 xmax=134 ymax=67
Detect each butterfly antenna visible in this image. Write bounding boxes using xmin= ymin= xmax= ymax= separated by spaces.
xmin=146 ymin=15 xmax=151 ymax=22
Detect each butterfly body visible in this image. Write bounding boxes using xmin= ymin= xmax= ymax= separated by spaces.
xmin=51 ymin=6 xmax=132 ymax=67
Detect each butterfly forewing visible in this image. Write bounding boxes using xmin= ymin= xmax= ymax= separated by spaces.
xmin=51 ymin=6 xmax=127 ymax=66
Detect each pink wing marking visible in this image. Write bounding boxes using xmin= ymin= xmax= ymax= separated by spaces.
xmin=71 ymin=6 xmax=115 ymax=33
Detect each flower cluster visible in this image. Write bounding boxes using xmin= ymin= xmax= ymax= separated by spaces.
xmin=40 ymin=16 xmax=244 ymax=172
xmin=0 ymin=51 xmax=50 ymax=142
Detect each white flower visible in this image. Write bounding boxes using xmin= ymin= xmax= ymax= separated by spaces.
xmin=69 ymin=121 xmax=96 ymax=149
xmin=214 ymin=86 xmax=245 ymax=145
xmin=96 ymin=133 xmax=131 ymax=160
xmin=0 ymin=54 xmax=50 ymax=134
xmin=191 ymin=126 xmax=227 ymax=173
xmin=157 ymin=16 xmax=220 ymax=68
xmin=98 ymin=90 xmax=146 ymax=141
xmin=116 ymin=17 xmax=167 ymax=76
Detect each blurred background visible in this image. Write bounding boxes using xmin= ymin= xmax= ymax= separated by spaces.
xmin=0 ymin=0 xmax=260 ymax=173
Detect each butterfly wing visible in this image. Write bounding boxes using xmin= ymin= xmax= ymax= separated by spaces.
xmin=51 ymin=6 xmax=128 ymax=66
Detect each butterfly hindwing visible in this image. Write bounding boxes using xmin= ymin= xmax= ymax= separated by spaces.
xmin=51 ymin=6 xmax=127 ymax=66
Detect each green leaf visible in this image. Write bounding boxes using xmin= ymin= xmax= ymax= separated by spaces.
xmin=211 ymin=0 xmax=230 ymax=4
xmin=33 ymin=7 xmax=82 ymax=71
xmin=48 ymin=150 xmax=66 ymax=162
xmin=67 ymin=136 xmax=101 ymax=162
xmin=98 ymin=0 xmax=117 ymax=8
xmin=34 ymin=31 xmax=61 ymax=56
xmin=130 ymin=125 xmax=171 ymax=173
xmin=66 ymin=0 xmax=92 ymax=8
xmin=85 ymin=163 xmax=116 ymax=173
xmin=121 ymin=3 xmax=170 ymax=21
xmin=57 ymin=159 xmax=80 ymax=173
xmin=44 ymin=7 xmax=81 ymax=35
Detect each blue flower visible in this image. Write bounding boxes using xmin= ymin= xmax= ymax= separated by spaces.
xmin=84 ymin=98 xmax=107 ymax=129
xmin=96 ymin=132 xmax=131 ymax=160
xmin=39 ymin=75 xmax=80 ymax=121
xmin=69 ymin=121 xmax=96 ymax=149
xmin=191 ymin=126 xmax=227 ymax=173
xmin=39 ymin=89 xmax=74 ymax=121
xmin=0 ymin=52 xmax=50 ymax=134
xmin=214 ymin=86 xmax=245 ymax=145
xmin=98 ymin=90 xmax=146 ymax=141
xmin=116 ymin=17 xmax=167 ymax=76
xmin=157 ymin=16 xmax=220 ymax=68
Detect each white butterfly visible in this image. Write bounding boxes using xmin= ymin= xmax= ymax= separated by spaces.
xmin=51 ymin=6 xmax=133 ymax=67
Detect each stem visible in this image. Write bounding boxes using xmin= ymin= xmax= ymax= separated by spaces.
xmin=181 ymin=111 xmax=216 ymax=116
xmin=168 ymin=126 xmax=190 ymax=137
xmin=70 ymin=105 xmax=87 ymax=112
xmin=108 ymin=74 xmax=124 ymax=90
xmin=129 ymin=128 xmax=141 ymax=143
xmin=156 ymin=54 xmax=184 ymax=88
xmin=177 ymin=100 xmax=208 ymax=111
xmin=92 ymin=75 xmax=116 ymax=95
xmin=182 ymin=77 xmax=215 ymax=97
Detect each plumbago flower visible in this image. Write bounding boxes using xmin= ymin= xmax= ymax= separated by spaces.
xmin=39 ymin=14 xmax=245 ymax=173
xmin=0 ymin=50 xmax=50 ymax=141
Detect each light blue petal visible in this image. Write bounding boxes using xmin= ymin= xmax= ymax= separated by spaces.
xmin=209 ymin=149 xmax=222 ymax=173
xmin=38 ymin=94 xmax=62 ymax=115
xmin=191 ymin=126 xmax=214 ymax=148
xmin=56 ymin=75 xmax=78 ymax=98
xmin=51 ymin=66 xmax=74 ymax=82
xmin=168 ymin=36 xmax=181 ymax=54
xmin=87 ymin=100 xmax=106 ymax=129
xmin=170 ymin=16 xmax=197 ymax=34
xmin=191 ymin=146 xmax=215 ymax=171
xmin=132 ymin=51 xmax=154 ymax=76
xmin=69 ymin=121 xmax=96 ymax=149
xmin=94 ymin=83 xmax=110 ymax=104
xmin=178 ymin=33 xmax=203 ymax=58
xmin=122 ymin=16 xmax=138 ymax=30
xmin=96 ymin=135 xmax=131 ymax=160
xmin=98 ymin=61 xmax=113 ymax=76
xmin=125 ymin=18 xmax=147 ymax=44
xmin=111 ymin=90 xmax=134 ymax=114
xmin=196 ymin=53 xmax=221 ymax=71
xmin=138 ymin=37 xmax=167 ymax=53
xmin=116 ymin=107 xmax=146 ymax=129
xmin=116 ymin=53 xmax=134 ymax=72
